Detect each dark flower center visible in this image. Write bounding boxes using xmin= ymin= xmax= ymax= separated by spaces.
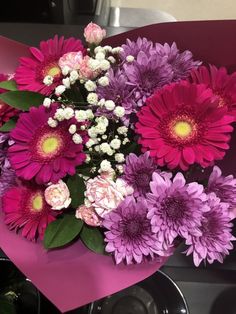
xmin=161 ymin=196 xmax=187 ymax=220
xmin=122 ymin=218 xmax=144 ymax=239
xmin=135 ymin=172 xmax=151 ymax=188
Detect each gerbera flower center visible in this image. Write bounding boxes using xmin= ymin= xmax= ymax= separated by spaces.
xmin=173 ymin=121 xmax=192 ymax=138
xmin=43 ymin=62 xmax=61 ymax=78
xmin=31 ymin=194 xmax=43 ymax=212
xmin=41 ymin=136 xmax=60 ymax=154
xmin=31 ymin=126 xmax=68 ymax=162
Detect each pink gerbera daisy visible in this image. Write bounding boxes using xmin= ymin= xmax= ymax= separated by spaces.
xmin=15 ymin=36 xmax=86 ymax=95
xmin=136 ymin=81 xmax=234 ymax=170
xmin=8 ymin=104 xmax=87 ymax=184
xmin=191 ymin=65 xmax=236 ymax=118
xmin=2 ymin=183 xmax=57 ymax=241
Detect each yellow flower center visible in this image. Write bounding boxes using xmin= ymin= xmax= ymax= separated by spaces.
xmin=47 ymin=66 xmax=61 ymax=77
xmin=31 ymin=194 xmax=43 ymax=212
xmin=42 ymin=137 xmax=60 ymax=154
xmin=173 ymin=121 xmax=192 ymax=138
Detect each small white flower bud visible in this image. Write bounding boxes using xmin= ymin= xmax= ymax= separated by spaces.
xmin=43 ymin=75 xmax=53 ymax=86
xmin=116 ymin=165 xmax=124 ymax=173
xmin=62 ymin=65 xmax=70 ymax=76
xmin=114 ymin=106 xmax=125 ymax=118
xmin=75 ymin=110 xmax=87 ymax=122
xmin=117 ymin=126 xmax=128 ymax=135
xmin=84 ymin=80 xmax=97 ymax=92
xmin=54 ymin=108 xmax=65 ymax=121
xmin=86 ymin=109 xmax=94 ymax=120
xmin=110 ymin=139 xmax=121 ymax=150
xmin=99 ymin=60 xmax=110 ymax=71
xmin=68 ymin=124 xmax=77 ymax=134
xmin=72 ymin=133 xmax=83 ymax=144
xmin=97 ymin=98 xmax=106 ymax=107
xmin=126 ymin=55 xmax=135 ymax=62
xmin=95 ymin=52 xmax=106 ymax=61
xmin=87 ymin=93 xmax=98 ymax=105
xmin=63 ymin=107 xmax=74 ymax=120
xmin=100 ymin=160 xmax=112 ymax=172
xmin=85 ymin=154 xmax=91 ymax=163
xmin=105 ymin=100 xmax=115 ymax=111
xmin=62 ymin=77 xmax=71 ymax=88
xmin=115 ymin=153 xmax=125 ymax=163
xmin=47 ymin=117 xmax=58 ymax=128
xmin=43 ymin=97 xmax=52 ymax=108
xmin=107 ymin=56 xmax=116 ymax=63
xmin=55 ymin=85 xmax=66 ymax=95
xmin=70 ymin=70 xmax=79 ymax=83
xmin=88 ymin=127 xmax=97 ymax=138
xmin=98 ymin=76 xmax=109 ymax=86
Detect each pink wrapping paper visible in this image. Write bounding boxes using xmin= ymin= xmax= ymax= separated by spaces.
xmin=1 ymin=20 xmax=236 ymax=312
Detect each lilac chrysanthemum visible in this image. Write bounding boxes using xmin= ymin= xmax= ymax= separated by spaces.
xmin=121 ymin=37 xmax=153 ymax=59
xmin=0 ymin=133 xmax=15 ymax=197
xmin=207 ymin=166 xmax=236 ymax=219
xmin=103 ymin=196 xmax=171 ymax=264
xmin=123 ymin=51 xmax=173 ymax=105
xmin=154 ymin=42 xmax=201 ymax=81
xmin=96 ymin=68 xmax=137 ymax=124
xmin=184 ymin=193 xmax=235 ymax=266
xmin=123 ymin=152 xmax=157 ymax=197
xmin=147 ymin=172 xmax=208 ymax=249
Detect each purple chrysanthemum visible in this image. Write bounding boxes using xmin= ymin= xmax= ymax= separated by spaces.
xmin=147 ymin=172 xmax=208 ymax=249
xmin=103 ymin=196 xmax=171 ymax=265
xmin=123 ymin=152 xmax=157 ymax=197
xmin=97 ymin=68 xmax=136 ymax=113
xmin=154 ymin=42 xmax=201 ymax=81
xmin=121 ymin=37 xmax=153 ymax=59
xmin=0 ymin=133 xmax=16 ymax=197
xmin=123 ymin=51 xmax=173 ymax=105
xmin=184 ymin=193 xmax=235 ymax=266
xmin=206 ymin=166 xmax=236 ymax=219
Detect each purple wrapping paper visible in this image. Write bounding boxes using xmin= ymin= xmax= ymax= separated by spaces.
xmin=1 ymin=20 xmax=236 ymax=312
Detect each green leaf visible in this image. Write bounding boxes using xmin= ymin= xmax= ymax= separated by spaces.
xmin=0 ymin=119 xmax=16 ymax=132
xmin=43 ymin=214 xmax=83 ymax=249
xmin=0 ymin=80 xmax=17 ymax=91
xmin=0 ymin=296 xmax=16 ymax=314
xmin=0 ymin=91 xmax=44 ymax=111
xmin=67 ymin=174 xmax=86 ymax=208
xmin=80 ymin=225 xmax=105 ymax=254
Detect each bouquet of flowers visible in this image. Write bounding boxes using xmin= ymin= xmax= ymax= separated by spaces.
xmin=0 ymin=21 xmax=236 ymax=311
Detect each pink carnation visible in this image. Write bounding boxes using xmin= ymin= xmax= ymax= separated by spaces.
xmin=85 ymin=176 xmax=133 ymax=217
xmin=78 ymin=56 xmax=99 ymax=80
xmin=75 ymin=205 xmax=101 ymax=227
xmin=44 ymin=180 xmax=71 ymax=210
xmin=58 ymin=51 xmax=83 ymax=72
xmin=84 ymin=22 xmax=106 ymax=45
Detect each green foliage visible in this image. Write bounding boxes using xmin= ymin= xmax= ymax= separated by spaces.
xmin=80 ymin=225 xmax=106 ymax=254
xmin=0 ymin=80 xmax=17 ymax=91
xmin=67 ymin=174 xmax=86 ymax=208
xmin=0 ymin=91 xmax=44 ymax=111
xmin=43 ymin=215 xmax=83 ymax=249
xmin=0 ymin=119 xmax=16 ymax=132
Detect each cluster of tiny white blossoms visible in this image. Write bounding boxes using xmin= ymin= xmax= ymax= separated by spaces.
xmin=42 ymin=43 xmax=130 ymax=175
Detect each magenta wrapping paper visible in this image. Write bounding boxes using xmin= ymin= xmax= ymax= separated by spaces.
xmin=1 ymin=20 xmax=236 ymax=312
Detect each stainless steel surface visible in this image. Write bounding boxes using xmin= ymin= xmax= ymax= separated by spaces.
xmin=108 ymin=7 xmax=176 ymax=27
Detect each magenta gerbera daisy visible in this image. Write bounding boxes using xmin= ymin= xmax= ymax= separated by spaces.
xmin=15 ymin=35 xmax=86 ymax=95
xmin=2 ymin=183 xmax=57 ymax=241
xmin=191 ymin=65 xmax=236 ymax=118
xmin=8 ymin=104 xmax=87 ymax=184
xmin=136 ymin=81 xmax=234 ymax=170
